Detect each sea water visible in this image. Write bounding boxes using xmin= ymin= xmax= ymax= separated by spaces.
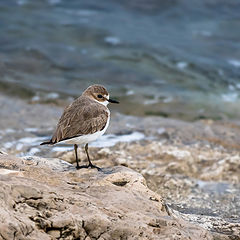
xmin=0 ymin=0 xmax=240 ymax=120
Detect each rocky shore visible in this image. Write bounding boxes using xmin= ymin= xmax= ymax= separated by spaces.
xmin=0 ymin=153 xmax=212 ymax=240
xmin=0 ymin=94 xmax=240 ymax=239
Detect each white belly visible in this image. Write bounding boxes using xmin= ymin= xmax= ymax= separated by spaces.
xmin=60 ymin=113 xmax=110 ymax=145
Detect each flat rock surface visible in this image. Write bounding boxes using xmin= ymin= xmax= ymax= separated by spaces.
xmin=0 ymin=154 xmax=212 ymax=240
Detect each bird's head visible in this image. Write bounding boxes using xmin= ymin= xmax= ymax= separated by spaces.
xmin=83 ymin=84 xmax=119 ymax=106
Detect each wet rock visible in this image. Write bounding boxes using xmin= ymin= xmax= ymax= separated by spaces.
xmin=0 ymin=154 xmax=212 ymax=240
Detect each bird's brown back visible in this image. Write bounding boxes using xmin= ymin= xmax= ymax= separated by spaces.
xmin=50 ymin=96 xmax=109 ymax=144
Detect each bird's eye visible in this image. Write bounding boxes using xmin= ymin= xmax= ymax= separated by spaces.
xmin=97 ymin=94 xmax=103 ymax=98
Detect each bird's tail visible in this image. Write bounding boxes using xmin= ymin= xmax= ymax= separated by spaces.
xmin=40 ymin=140 xmax=53 ymax=145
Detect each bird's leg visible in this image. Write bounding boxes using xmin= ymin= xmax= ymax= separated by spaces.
xmin=74 ymin=144 xmax=80 ymax=169
xmin=85 ymin=143 xmax=101 ymax=171
xmin=75 ymin=143 xmax=101 ymax=171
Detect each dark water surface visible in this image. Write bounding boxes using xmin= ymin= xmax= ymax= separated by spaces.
xmin=1 ymin=0 xmax=240 ymax=120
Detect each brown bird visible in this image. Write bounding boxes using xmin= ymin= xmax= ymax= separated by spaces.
xmin=40 ymin=85 xmax=119 ymax=170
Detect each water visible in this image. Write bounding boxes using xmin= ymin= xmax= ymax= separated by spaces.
xmin=0 ymin=125 xmax=145 ymax=156
xmin=1 ymin=0 xmax=240 ymax=120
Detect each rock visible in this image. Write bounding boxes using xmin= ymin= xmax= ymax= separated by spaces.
xmin=0 ymin=154 xmax=212 ymax=240
xmin=1 ymin=94 xmax=240 ymax=239
xmin=106 ymin=141 xmax=240 ymax=239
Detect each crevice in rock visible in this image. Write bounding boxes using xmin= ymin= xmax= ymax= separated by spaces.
xmin=14 ymin=199 xmax=46 ymax=212
xmin=149 ymin=196 xmax=159 ymax=202
xmin=96 ymin=229 xmax=108 ymax=240
xmin=29 ymin=215 xmax=50 ymax=231
xmin=25 ymin=196 xmax=43 ymax=200
xmin=46 ymin=226 xmax=62 ymax=237
xmin=147 ymin=222 xmax=161 ymax=228
xmin=112 ymin=181 xmax=129 ymax=186
xmin=0 ymin=232 xmax=7 ymax=240
xmin=13 ymin=229 xmax=17 ymax=240
xmin=82 ymin=220 xmax=89 ymax=240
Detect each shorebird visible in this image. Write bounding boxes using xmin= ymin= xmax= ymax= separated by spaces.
xmin=40 ymin=85 xmax=119 ymax=170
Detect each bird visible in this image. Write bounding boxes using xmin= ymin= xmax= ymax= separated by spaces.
xmin=40 ymin=84 xmax=119 ymax=170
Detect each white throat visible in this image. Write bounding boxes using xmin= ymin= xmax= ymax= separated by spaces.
xmin=99 ymin=99 xmax=109 ymax=106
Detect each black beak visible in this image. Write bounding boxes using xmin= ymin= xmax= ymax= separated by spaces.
xmin=108 ymin=98 xmax=119 ymax=104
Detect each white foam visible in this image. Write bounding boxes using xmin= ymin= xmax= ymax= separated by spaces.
xmin=2 ymin=136 xmax=46 ymax=151
xmin=104 ymin=36 xmax=121 ymax=45
xmin=176 ymin=61 xmax=188 ymax=69
xmin=194 ymin=30 xmax=212 ymax=37
xmin=163 ymin=96 xmax=173 ymax=103
xmin=46 ymin=92 xmax=59 ymax=99
xmin=24 ymin=128 xmax=39 ymax=132
xmin=157 ymin=128 xmax=166 ymax=135
xmin=126 ymin=90 xmax=135 ymax=96
xmin=28 ymin=148 xmax=40 ymax=156
xmin=197 ymin=180 xmax=208 ymax=188
xmin=221 ymin=92 xmax=238 ymax=102
xmin=228 ymin=59 xmax=240 ymax=68
xmin=228 ymin=85 xmax=235 ymax=91
xmin=51 ymin=146 xmax=73 ymax=152
xmin=144 ymin=98 xmax=159 ymax=105
xmin=3 ymin=142 xmax=15 ymax=149
xmin=19 ymin=136 xmax=46 ymax=144
xmin=76 ymin=10 xmax=96 ymax=16
xmin=5 ymin=128 xmax=15 ymax=133
xmin=126 ymin=123 xmax=134 ymax=128
xmin=90 ymin=131 xmax=145 ymax=147
xmin=51 ymin=132 xmax=145 ymax=150
xmin=16 ymin=143 xmax=24 ymax=151
xmin=32 ymin=95 xmax=40 ymax=101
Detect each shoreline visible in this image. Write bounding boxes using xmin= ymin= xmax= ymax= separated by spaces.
xmin=1 ymin=80 xmax=240 ymax=121
xmin=0 ymin=93 xmax=240 ymax=238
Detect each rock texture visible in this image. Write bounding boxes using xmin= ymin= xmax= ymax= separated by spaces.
xmin=1 ymin=95 xmax=240 ymax=239
xmin=55 ymin=140 xmax=240 ymax=239
xmin=0 ymin=154 xmax=212 ymax=240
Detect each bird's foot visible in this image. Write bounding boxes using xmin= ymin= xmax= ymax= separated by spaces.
xmin=76 ymin=164 xmax=101 ymax=171
xmin=89 ymin=163 xmax=102 ymax=171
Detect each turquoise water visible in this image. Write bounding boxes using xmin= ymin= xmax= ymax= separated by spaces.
xmin=1 ymin=0 xmax=240 ymax=120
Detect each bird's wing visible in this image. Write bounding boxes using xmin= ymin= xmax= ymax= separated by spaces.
xmin=50 ymin=97 xmax=109 ymax=143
